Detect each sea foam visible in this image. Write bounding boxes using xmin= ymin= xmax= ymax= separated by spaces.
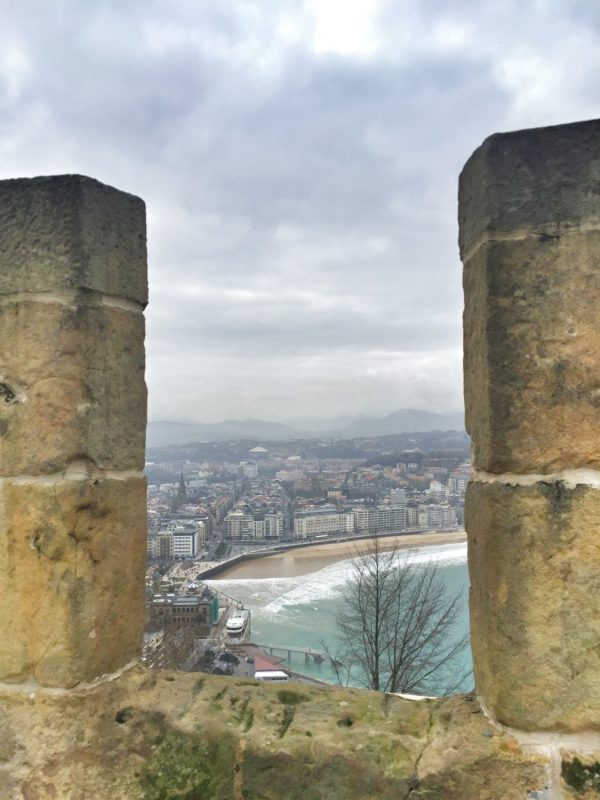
xmin=208 ymin=541 xmax=468 ymax=614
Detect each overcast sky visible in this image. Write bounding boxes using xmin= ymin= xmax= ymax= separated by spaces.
xmin=2 ymin=1 xmax=600 ymax=423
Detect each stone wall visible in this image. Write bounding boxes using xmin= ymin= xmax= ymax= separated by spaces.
xmin=0 ymin=667 xmax=550 ymax=799
xmin=460 ymin=119 xmax=600 ymax=731
xmin=0 ymin=175 xmax=148 ymax=688
xmin=2 ymin=133 xmax=600 ymax=796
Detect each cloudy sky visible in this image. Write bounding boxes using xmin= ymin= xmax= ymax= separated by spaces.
xmin=2 ymin=1 xmax=600 ymax=423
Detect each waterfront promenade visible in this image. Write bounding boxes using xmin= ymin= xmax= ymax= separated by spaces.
xmin=201 ymin=529 xmax=467 ymax=580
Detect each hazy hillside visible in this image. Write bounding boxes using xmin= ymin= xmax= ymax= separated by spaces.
xmin=146 ymin=419 xmax=301 ymax=447
xmin=341 ymin=409 xmax=465 ymax=438
xmin=147 ymin=409 xmax=465 ymax=447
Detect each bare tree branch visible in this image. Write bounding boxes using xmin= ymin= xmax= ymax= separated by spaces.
xmin=327 ymin=537 xmax=471 ymax=695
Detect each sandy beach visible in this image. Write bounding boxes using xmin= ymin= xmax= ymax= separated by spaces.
xmin=212 ymin=531 xmax=467 ymax=580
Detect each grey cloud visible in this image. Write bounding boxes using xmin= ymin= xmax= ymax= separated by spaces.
xmin=1 ymin=1 xmax=599 ymax=422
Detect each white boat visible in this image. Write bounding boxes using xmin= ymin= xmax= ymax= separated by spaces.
xmin=226 ymin=608 xmax=250 ymax=637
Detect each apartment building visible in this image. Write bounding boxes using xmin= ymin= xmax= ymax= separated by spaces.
xmin=225 ymin=509 xmax=283 ymax=539
xmin=368 ymin=504 xmax=407 ymax=532
xmin=293 ymin=508 xmax=354 ymax=539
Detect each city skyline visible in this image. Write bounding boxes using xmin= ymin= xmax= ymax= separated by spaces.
xmin=3 ymin=2 xmax=600 ymax=422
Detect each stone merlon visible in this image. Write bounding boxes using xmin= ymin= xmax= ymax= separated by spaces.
xmin=461 ymin=117 xmax=600 ymax=735
xmin=0 ymin=175 xmax=147 ymax=688
xmin=1 ymin=119 xmax=599 ymax=796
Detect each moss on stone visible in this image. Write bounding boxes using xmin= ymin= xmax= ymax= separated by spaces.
xmin=139 ymin=728 xmax=236 ymax=800
xmin=277 ymin=690 xmax=309 ymax=705
xmin=240 ymin=748 xmax=413 ymax=800
xmin=230 ymin=698 xmax=254 ymax=733
xmin=278 ymin=706 xmax=296 ymax=738
xmin=562 ymin=757 xmax=600 ymax=793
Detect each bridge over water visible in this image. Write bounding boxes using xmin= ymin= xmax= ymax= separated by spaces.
xmin=256 ymin=643 xmax=340 ymax=666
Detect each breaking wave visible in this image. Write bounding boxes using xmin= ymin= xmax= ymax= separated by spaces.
xmin=207 ymin=541 xmax=467 ymax=614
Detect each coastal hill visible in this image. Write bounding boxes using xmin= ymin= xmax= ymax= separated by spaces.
xmin=147 ymin=408 xmax=465 ymax=447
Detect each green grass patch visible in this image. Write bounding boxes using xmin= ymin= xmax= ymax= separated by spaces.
xmin=277 ymin=690 xmax=309 ymax=705
xmin=278 ymin=706 xmax=296 ymax=738
xmin=139 ymin=728 xmax=235 ymax=800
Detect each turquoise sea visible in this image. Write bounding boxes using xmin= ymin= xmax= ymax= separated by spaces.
xmin=207 ymin=542 xmax=472 ymax=693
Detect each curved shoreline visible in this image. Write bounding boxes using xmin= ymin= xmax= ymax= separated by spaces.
xmin=204 ymin=530 xmax=467 ymax=580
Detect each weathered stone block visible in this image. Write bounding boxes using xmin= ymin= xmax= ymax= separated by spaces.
xmin=0 ymin=175 xmax=147 ymax=305
xmin=0 ymin=298 xmax=146 ymax=474
xmin=0 ymin=476 xmax=147 ymax=687
xmin=0 ymin=669 xmax=551 ymax=800
xmin=463 ymin=229 xmax=600 ymax=473
xmin=459 ymin=118 xmax=600 ymax=258
xmin=466 ymin=479 xmax=600 ymax=731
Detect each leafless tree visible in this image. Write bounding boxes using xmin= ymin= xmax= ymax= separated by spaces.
xmin=319 ymin=639 xmax=354 ymax=688
xmin=333 ymin=537 xmax=470 ymax=695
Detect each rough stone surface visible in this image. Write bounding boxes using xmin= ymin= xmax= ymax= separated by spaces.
xmin=0 ymin=174 xmax=148 ymax=686
xmin=0 ymin=667 xmax=548 ymax=799
xmin=0 ymin=476 xmax=146 ymax=687
xmin=459 ymin=118 xmax=600 ymax=258
xmin=0 ymin=175 xmax=147 ymax=305
xmin=0 ymin=297 xmax=146 ymax=474
xmin=463 ymin=229 xmax=600 ymax=473
xmin=466 ymin=479 xmax=600 ymax=731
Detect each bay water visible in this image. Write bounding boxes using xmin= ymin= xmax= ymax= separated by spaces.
xmin=207 ymin=542 xmax=472 ymax=693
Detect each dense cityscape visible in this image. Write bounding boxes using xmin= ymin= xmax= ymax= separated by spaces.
xmin=142 ymin=429 xmax=471 ymax=678
xmin=145 ymin=431 xmax=471 ymax=563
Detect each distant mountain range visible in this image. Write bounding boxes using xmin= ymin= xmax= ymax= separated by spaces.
xmin=146 ymin=409 xmax=465 ymax=447
xmin=340 ymin=409 xmax=465 ymax=438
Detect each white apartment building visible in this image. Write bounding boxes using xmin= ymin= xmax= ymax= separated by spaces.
xmin=351 ymin=504 xmax=407 ymax=534
xmin=426 ymin=503 xmax=457 ymax=530
xmin=146 ymin=520 xmax=204 ymax=560
xmin=225 ymin=510 xmax=283 ymax=539
xmin=406 ymin=506 xmax=429 ymax=529
xmin=352 ymin=507 xmax=370 ymax=532
xmin=369 ymin=505 xmax=407 ymax=532
xmin=264 ymin=513 xmax=283 ymax=538
xmin=226 ymin=510 xmax=246 ymax=538
xmin=293 ymin=509 xmax=354 ymax=539
xmin=172 ymin=530 xmax=199 ymax=558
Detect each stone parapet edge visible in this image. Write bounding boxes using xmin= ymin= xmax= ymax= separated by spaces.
xmin=0 ymin=658 xmax=140 ymax=696
xmin=0 ymin=462 xmax=145 ymax=485
xmin=0 ymin=289 xmax=144 ymax=314
xmin=471 ymin=469 xmax=600 ymax=490
xmin=461 ymin=220 xmax=600 ymax=264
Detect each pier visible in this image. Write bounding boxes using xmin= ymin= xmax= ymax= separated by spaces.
xmin=256 ymin=643 xmax=333 ymax=665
